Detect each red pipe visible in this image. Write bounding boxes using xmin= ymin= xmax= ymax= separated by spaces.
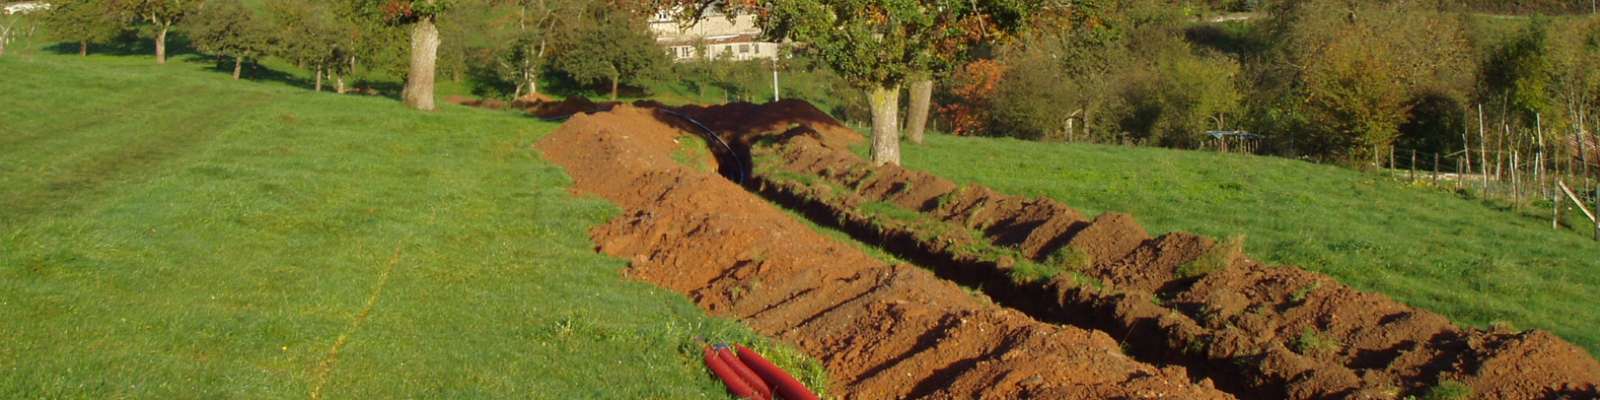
xmin=704 ymin=347 xmax=758 ymax=399
xmin=736 ymin=345 xmax=818 ymax=400
xmin=719 ymin=347 xmax=772 ymax=400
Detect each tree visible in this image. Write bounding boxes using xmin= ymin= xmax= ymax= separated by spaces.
xmin=118 ymin=0 xmax=203 ymax=64
xmin=1254 ymin=0 xmax=1472 ymax=162
xmin=350 ymin=0 xmax=453 ymax=110
xmin=188 ymin=0 xmax=271 ymax=79
xmin=905 ymin=0 xmax=1031 ymax=144
xmin=670 ymin=0 xmax=1030 ymax=165
xmin=489 ymin=0 xmax=583 ymax=98
xmin=43 ymin=0 xmax=128 ymax=57
xmin=551 ymin=4 xmax=664 ymax=101
xmin=0 ymin=13 xmax=22 ymax=58
xmin=268 ymin=0 xmax=348 ymax=92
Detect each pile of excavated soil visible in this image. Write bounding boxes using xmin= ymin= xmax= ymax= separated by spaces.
xmin=535 ymin=105 xmax=1232 ymax=399
xmin=525 ymin=96 xmax=619 ymax=120
xmin=667 ymin=100 xmax=863 ymax=151
xmin=750 ymin=130 xmax=1600 ymax=400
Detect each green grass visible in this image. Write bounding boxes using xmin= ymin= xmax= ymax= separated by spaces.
xmin=0 ymin=50 xmax=825 ymax=398
xmin=900 ymin=134 xmax=1600 ymax=355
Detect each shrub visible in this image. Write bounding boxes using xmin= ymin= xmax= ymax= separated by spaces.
xmin=1419 ymin=380 xmax=1473 ymax=400
xmin=1046 ymin=246 xmax=1095 ymax=273
xmin=1177 ymin=235 xmax=1245 ymax=279
xmin=1291 ymin=328 xmax=1340 ymax=356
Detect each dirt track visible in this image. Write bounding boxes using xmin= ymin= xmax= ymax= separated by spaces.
xmin=535 ymin=105 xmax=1231 ymax=399
xmin=534 ymin=100 xmax=1600 ymax=399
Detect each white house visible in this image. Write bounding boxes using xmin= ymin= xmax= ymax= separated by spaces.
xmin=3 ymin=1 xmax=51 ymax=15
xmin=650 ymin=10 xmax=781 ymax=62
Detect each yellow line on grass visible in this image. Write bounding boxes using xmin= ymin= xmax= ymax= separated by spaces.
xmin=308 ymin=242 xmax=406 ymax=400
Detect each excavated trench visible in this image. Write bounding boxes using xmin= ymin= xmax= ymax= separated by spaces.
xmin=536 ymin=104 xmax=1230 ymax=399
xmin=535 ymin=100 xmax=1600 ymax=399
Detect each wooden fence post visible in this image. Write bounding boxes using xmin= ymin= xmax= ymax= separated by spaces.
xmin=1434 ymin=153 xmax=1440 ymax=185
xmin=1411 ymin=150 xmax=1417 ymax=181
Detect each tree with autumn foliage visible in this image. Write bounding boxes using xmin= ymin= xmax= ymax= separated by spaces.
xmin=940 ymin=59 xmax=1006 ymax=136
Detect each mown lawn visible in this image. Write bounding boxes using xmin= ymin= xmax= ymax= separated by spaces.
xmin=899 ymin=134 xmax=1600 ymax=355
xmin=0 ymin=50 xmax=822 ymax=398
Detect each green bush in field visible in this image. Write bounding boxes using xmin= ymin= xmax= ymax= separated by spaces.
xmin=1177 ymin=235 xmax=1245 ymax=279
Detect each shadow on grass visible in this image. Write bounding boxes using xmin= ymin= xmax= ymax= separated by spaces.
xmin=41 ymin=32 xmax=193 ymax=58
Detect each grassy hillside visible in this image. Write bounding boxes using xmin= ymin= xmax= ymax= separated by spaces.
xmin=0 ymin=50 xmax=824 ymax=397
xmin=899 ymin=134 xmax=1600 ymax=355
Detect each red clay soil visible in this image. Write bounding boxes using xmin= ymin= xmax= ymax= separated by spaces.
xmin=535 ymin=105 xmax=1232 ymax=399
xmin=751 ymin=130 xmax=1600 ymax=399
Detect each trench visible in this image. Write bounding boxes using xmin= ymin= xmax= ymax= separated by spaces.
xmin=669 ymin=106 xmax=1600 ymax=400
xmin=538 ymin=104 xmax=1238 ymax=399
xmin=541 ymin=103 xmax=1600 ymax=400
xmin=656 ymin=111 xmax=1258 ymax=398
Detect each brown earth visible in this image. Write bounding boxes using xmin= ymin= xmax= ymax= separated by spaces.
xmin=747 ymin=125 xmax=1600 ymax=400
xmin=447 ymin=95 xmax=620 ymax=120
xmin=535 ymin=105 xmax=1232 ymax=399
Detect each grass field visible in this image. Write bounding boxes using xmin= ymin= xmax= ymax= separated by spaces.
xmin=0 ymin=47 xmax=824 ymax=397
xmin=896 ymin=134 xmax=1600 ymax=355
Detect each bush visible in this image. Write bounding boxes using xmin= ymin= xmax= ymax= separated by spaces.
xmin=1177 ymin=235 xmax=1244 ymax=279
xmin=1291 ymin=328 xmax=1340 ymax=356
xmin=1419 ymin=380 xmax=1473 ymax=400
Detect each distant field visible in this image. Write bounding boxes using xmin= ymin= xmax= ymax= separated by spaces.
xmin=0 ymin=50 xmax=821 ymax=397
xmin=897 ymin=134 xmax=1600 ymax=355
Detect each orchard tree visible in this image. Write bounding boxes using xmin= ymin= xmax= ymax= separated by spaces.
xmin=487 ymin=0 xmax=583 ymax=98
xmin=43 ymin=0 xmax=128 ymax=56
xmin=269 ymin=0 xmax=348 ymax=92
xmin=117 ymin=0 xmax=204 ymax=64
xmin=189 ymin=0 xmax=271 ymax=79
xmin=351 ymin=0 xmax=453 ymax=110
xmin=905 ymin=0 xmax=1030 ymax=144
xmin=667 ymin=0 xmax=1032 ymax=165
xmin=0 ymin=12 xmax=25 ymax=58
xmin=552 ymin=4 xmax=664 ymax=101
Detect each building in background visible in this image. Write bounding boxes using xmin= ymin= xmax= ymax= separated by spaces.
xmin=3 ymin=1 xmax=52 ymax=15
xmin=650 ymin=10 xmax=780 ymax=62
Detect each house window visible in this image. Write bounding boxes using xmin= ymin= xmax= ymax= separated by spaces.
xmin=740 ymin=44 xmax=751 ymax=54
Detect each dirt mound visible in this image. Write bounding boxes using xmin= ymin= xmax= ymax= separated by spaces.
xmin=444 ymin=95 xmax=509 ymax=110
xmin=511 ymin=92 xmax=555 ymax=107
xmin=746 ymin=128 xmax=1600 ymax=399
xmin=522 ymin=96 xmax=619 ymax=120
xmin=535 ymin=105 xmax=1231 ymax=399
xmin=666 ymin=100 xmax=863 ymax=150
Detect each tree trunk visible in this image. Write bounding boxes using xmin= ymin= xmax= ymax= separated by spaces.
xmin=155 ymin=24 xmax=169 ymax=64
xmin=232 ymin=56 xmax=243 ymax=80
xmin=315 ymin=65 xmax=324 ymax=92
xmin=80 ymin=40 xmax=88 ymax=57
xmin=610 ymin=73 xmax=620 ymax=101
xmin=868 ymin=84 xmax=903 ymax=166
xmin=906 ymin=79 xmax=934 ymax=145
xmin=336 ymin=74 xmax=346 ymax=94
xmin=402 ymin=15 xmax=441 ymax=111
xmin=0 ymin=34 xmax=7 ymax=58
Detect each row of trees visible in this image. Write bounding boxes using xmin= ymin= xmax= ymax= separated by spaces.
xmin=33 ymin=0 xmax=676 ymax=110
xmin=924 ymin=0 xmax=1600 ymax=170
